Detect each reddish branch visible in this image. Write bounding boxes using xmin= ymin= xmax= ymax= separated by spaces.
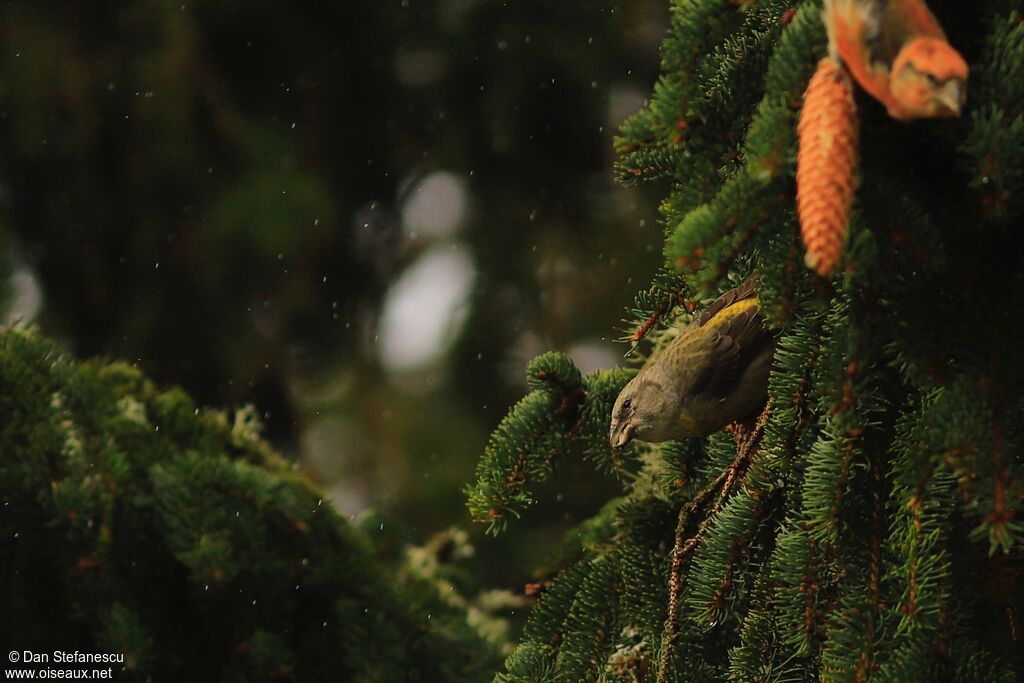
xmin=656 ymin=405 xmax=771 ymax=683
xmin=803 ymin=534 xmax=820 ymax=641
xmin=630 ymin=287 xmax=692 ymax=343
xmin=986 ymin=422 xmax=1014 ymax=546
xmin=901 ymin=494 xmax=923 ymax=625
xmin=855 ymin=443 xmax=885 ymax=682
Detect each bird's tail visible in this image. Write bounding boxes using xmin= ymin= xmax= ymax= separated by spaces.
xmin=822 ymin=0 xmax=880 ymax=62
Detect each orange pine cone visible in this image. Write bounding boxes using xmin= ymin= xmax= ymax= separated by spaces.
xmin=797 ymin=58 xmax=859 ymax=277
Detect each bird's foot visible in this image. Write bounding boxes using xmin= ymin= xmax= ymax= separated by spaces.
xmin=726 ymin=401 xmax=772 ymax=450
xmin=726 ymin=417 xmax=757 ymax=447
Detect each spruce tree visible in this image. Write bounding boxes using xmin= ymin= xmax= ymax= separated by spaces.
xmin=467 ymin=1 xmax=1024 ymax=680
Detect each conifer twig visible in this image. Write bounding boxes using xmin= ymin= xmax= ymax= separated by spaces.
xmin=656 ymin=404 xmax=771 ymax=682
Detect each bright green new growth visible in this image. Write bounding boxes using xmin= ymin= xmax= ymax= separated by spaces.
xmin=468 ymin=1 xmax=1024 ymax=680
xmin=467 ymin=351 xmax=637 ymax=534
xmin=0 ymin=327 xmax=506 ymax=682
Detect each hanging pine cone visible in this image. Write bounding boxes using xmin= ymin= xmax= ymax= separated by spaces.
xmin=797 ymin=58 xmax=859 ymax=277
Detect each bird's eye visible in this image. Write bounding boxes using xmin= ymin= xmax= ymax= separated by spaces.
xmin=622 ymin=399 xmax=632 ymax=413
xmin=926 ymin=73 xmax=941 ymax=86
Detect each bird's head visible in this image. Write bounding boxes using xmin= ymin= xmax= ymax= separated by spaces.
xmin=609 ymin=376 xmax=673 ymax=448
xmin=890 ymin=37 xmax=968 ymax=119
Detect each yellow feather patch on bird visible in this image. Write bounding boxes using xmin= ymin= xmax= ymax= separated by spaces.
xmin=703 ymin=297 xmax=758 ymax=327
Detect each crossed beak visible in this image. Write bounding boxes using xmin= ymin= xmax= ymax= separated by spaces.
xmin=937 ymin=80 xmax=966 ymax=116
xmin=610 ymin=421 xmax=635 ymax=449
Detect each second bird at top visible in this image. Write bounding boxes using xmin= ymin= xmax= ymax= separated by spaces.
xmin=824 ymin=0 xmax=968 ymax=120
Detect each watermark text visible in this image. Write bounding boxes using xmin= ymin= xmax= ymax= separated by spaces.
xmin=6 ymin=651 xmax=122 ymax=679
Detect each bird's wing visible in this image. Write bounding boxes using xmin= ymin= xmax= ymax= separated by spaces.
xmin=679 ymin=274 xmax=770 ymax=401
xmin=690 ymin=304 xmax=772 ymax=400
xmin=695 ymin=274 xmax=757 ymax=328
xmin=824 ymin=0 xmax=885 ymax=64
xmin=879 ymin=0 xmax=946 ymax=54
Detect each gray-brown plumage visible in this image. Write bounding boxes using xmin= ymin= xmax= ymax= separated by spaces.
xmin=609 ymin=276 xmax=774 ymax=447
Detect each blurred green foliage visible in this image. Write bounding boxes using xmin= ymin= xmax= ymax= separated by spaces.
xmin=0 ymin=326 xmax=512 ymax=681
xmin=0 ymin=0 xmax=665 ymax=589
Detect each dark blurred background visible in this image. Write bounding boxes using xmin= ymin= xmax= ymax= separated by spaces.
xmin=0 ymin=0 xmax=665 ymax=588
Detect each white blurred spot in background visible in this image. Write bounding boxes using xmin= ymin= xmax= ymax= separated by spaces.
xmin=401 ymin=171 xmax=468 ymax=239
xmin=607 ymin=85 xmax=647 ymax=129
xmin=567 ymin=340 xmax=619 ymax=375
xmin=379 ymin=244 xmax=476 ymax=372
xmin=4 ymin=260 xmax=43 ymax=324
xmin=300 ymin=414 xmax=372 ymax=515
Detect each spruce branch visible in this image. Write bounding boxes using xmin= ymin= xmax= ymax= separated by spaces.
xmin=466 ymin=354 xmax=636 ymax=533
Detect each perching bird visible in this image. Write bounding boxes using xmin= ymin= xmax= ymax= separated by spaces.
xmin=823 ymin=0 xmax=968 ymax=120
xmin=609 ymin=276 xmax=773 ymax=448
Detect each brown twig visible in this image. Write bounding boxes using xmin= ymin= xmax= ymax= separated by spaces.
xmin=656 ymin=403 xmax=771 ymax=682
